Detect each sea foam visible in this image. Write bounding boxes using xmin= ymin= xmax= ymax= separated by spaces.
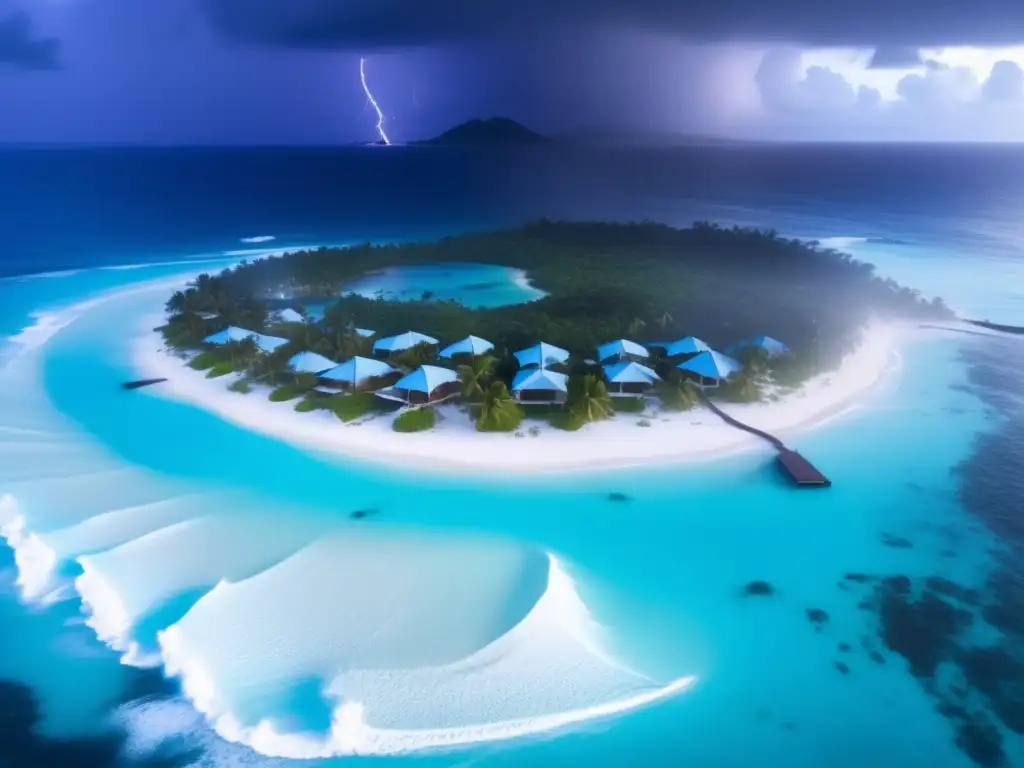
xmin=157 ymin=535 xmax=695 ymax=758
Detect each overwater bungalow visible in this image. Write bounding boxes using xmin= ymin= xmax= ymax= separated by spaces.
xmin=288 ymin=351 xmax=337 ymax=375
xmin=202 ymin=326 xmax=288 ymax=354
xmin=440 ymin=335 xmax=494 ymax=359
xmin=372 ymin=330 xmax=439 ymax=356
xmin=603 ymin=360 xmax=661 ymax=397
xmin=597 ymin=339 xmax=649 ymax=362
xmin=376 ymin=365 xmax=460 ymax=406
xmin=274 ymin=308 xmax=304 ymax=324
xmin=514 ymin=342 xmax=570 ymax=369
xmin=318 ymin=356 xmax=398 ymax=392
xmin=664 ymin=336 xmax=711 ymax=358
xmin=512 ymin=368 xmax=569 ymax=404
xmin=677 ymin=349 xmax=742 ymax=388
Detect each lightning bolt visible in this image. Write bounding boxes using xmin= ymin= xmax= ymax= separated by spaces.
xmin=359 ymin=57 xmax=390 ymax=146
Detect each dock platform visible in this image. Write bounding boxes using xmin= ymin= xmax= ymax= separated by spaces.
xmin=776 ymin=449 xmax=832 ymax=486
xmin=697 ymin=391 xmax=831 ymax=488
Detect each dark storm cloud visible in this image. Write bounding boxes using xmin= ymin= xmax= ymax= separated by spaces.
xmin=868 ymin=46 xmax=924 ymax=69
xmin=199 ymin=0 xmax=1024 ymax=49
xmin=0 ymin=10 xmax=58 ymax=70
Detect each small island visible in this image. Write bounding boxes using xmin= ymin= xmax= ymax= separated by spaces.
xmin=412 ymin=117 xmax=549 ymax=146
xmin=140 ymin=220 xmax=951 ymax=473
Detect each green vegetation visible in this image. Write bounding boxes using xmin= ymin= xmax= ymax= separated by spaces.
xmin=228 ymin=378 xmax=252 ymax=394
xmin=567 ymin=374 xmax=614 ymax=424
xmin=269 ymin=384 xmax=303 ymax=402
xmin=475 ymin=382 xmax=524 ymax=432
xmin=658 ymin=378 xmax=701 ymax=411
xmin=328 ymin=392 xmax=379 ymax=422
xmin=717 ymin=372 xmax=764 ymax=403
xmin=458 ymin=355 xmax=496 ymax=402
xmin=612 ymin=397 xmax=646 ymax=414
xmin=188 ymin=351 xmax=220 ymax=370
xmin=294 ymin=397 xmax=320 ymax=413
xmin=549 ymin=410 xmax=586 ymax=431
xmin=393 ymin=408 xmax=437 ymax=433
xmin=206 ymin=361 xmax=237 ymax=378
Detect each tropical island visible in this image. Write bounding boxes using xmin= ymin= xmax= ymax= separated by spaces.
xmin=412 ymin=117 xmax=549 ymax=146
xmin=138 ymin=220 xmax=952 ymax=472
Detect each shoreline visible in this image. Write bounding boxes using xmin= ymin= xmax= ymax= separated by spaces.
xmin=131 ymin=310 xmax=907 ymax=476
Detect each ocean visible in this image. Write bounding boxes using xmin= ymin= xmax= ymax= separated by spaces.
xmin=0 ymin=144 xmax=1022 ymax=768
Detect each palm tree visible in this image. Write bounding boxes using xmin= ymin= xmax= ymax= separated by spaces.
xmin=656 ymin=310 xmax=674 ymax=331
xmin=567 ymin=374 xmax=614 ymax=423
xmin=457 ymin=355 xmax=496 ymax=402
xmin=628 ymin=317 xmax=647 ymax=336
xmin=166 ymin=290 xmax=188 ymax=315
xmin=658 ymin=377 xmax=700 ymax=411
xmin=475 ymin=381 xmax=523 ymax=432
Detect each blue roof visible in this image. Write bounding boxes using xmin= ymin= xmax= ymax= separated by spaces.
xmin=372 ymin=330 xmax=439 ymax=353
xmin=512 ymin=368 xmax=569 ymax=393
xmin=603 ymin=361 xmax=661 ymax=384
xmin=665 ymin=336 xmax=711 ymax=357
xmin=354 ymin=328 xmax=376 ymax=338
xmin=514 ymin=342 xmax=570 ymax=369
xmin=276 ymin=308 xmax=304 ymax=323
xmin=319 ymin=356 xmax=397 ymax=385
xmin=751 ymin=335 xmax=790 ymax=356
xmin=288 ymin=351 xmax=337 ymax=375
xmin=203 ymin=326 xmax=254 ymax=345
xmin=597 ymin=339 xmax=649 ymax=361
xmin=202 ymin=327 xmax=287 ymax=353
xmin=440 ymin=335 xmax=494 ymax=358
xmin=395 ymin=365 xmax=458 ymax=394
xmin=677 ymin=350 xmax=742 ymax=380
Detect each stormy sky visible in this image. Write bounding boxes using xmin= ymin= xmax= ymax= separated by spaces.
xmin=2 ymin=0 xmax=1024 ymax=144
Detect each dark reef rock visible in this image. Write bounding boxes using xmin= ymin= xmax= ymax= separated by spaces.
xmin=955 ymin=719 xmax=1007 ymax=768
xmin=743 ymin=580 xmax=775 ymax=597
xmin=880 ymin=586 xmax=969 ymax=678
xmin=958 ymin=647 xmax=1024 ymax=734
xmin=926 ymin=577 xmax=981 ymax=605
xmin=844 ymin=572 xmax=872 ymax=583
xmin=606 ymin=492 xmax=632 ymax=503
xmin=805 ymin=608 xmax=829 ymax=629
xmin=838 ymin=642 xmax=852 ymax=653
xmin=834 ymin=661 xmax=850 ymax=675
xmin=882 ymin=575 xmax=912 ymax=596
xmin=349 ymin=508 xmax=380 ymax=520
xmin=870 ymin=651 xmax=887 ymax=665
xmin=880 ymin=533 xmax=914 ymax=549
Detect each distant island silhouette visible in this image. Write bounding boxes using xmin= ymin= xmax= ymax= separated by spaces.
xmin=413 ymin=117 xmax=549 ymax=146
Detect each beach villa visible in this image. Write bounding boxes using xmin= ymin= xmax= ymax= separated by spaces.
xmin=440 ymin=335 xmax=495 ymax=359
xmin=750 ymin=335 xmax=791 ymax=357
xmin=597 ymin=339 xmax=649 ymax=362
xmin=664 ymin=336 xmax=711 ymax=358
xmin=512 ymin=368 xmax=569 ymax=404
xmin=288 ymin=351 xmax=337 ymax=375
xmin=677 ymin=349 xmax=742 ymax=388
xmin=372 ymin=330 xmax=439 ymax=356
xmin=354 ymin=328 xmax=376 ymax=338
xmin=202 ymin=326 xmax=288 ymax=354
xmin=318 ymin=356 xmax=398 ymax=392
xmin=376 ymin=365 xmax=460 ymax=406
xmin=514 ymin=342 xmax=570 ymax=369
xmin=274 ymin=308 xmax=304 ymax=324
xmin=603 ymin=360 xmax=661 ymax=397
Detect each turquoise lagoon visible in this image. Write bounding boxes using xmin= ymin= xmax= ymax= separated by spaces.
xmin=0 ymin=260 xmax=1011 ymax=767
xmin=304 ymin=262 xmax=545 ymax=320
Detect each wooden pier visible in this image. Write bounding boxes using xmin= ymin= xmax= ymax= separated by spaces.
xmin=698 ymin=392 xmax=832 ymax=487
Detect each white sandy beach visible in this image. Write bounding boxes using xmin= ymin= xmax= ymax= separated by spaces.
xmin=132 ymin=309 xmax=907 ymax=474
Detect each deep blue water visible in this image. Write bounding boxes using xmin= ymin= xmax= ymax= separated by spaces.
xmin=0 ymin=145 xmax=1023 ymax=768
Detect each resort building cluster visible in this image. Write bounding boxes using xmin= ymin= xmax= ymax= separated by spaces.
xmin=200 ymin=311 xmax=790 ymax=411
